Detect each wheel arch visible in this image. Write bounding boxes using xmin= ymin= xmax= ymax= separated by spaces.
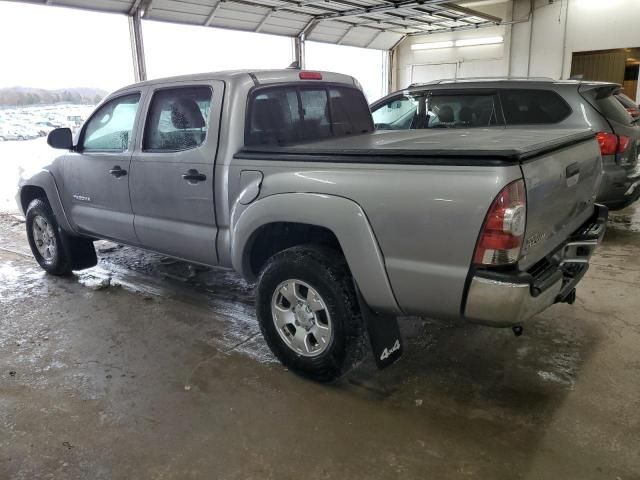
xmin=18 ymin=171 xmax=74 ymax=233
xmin=20 ymin=185 xmax=47 ymax=213
xmin=231 ymin=193 xmax=401 ymax=315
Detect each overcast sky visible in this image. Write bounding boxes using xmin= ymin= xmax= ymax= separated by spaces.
xmin=0 ymin=1 xmax=387 ymax=100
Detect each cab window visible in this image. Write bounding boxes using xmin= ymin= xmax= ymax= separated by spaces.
xmin=82 ymin=93 xmax=140 ymax=152
xmin=143 ymin=86 xmax=212 ymax=152
xmin=245 ymin=85 xmax=373 ymax=147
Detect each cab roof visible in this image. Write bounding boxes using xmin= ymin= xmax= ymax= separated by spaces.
xmin=111 ymin=69 xmax=358 ymax=96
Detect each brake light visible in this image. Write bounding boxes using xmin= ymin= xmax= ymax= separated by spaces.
xmin=299 ymin=71 xmax=322 ymax=80
xmin=473 ymin=179 xmax=527 ymax=266
xmin=596 ymin=132 xmax=631 ymax=155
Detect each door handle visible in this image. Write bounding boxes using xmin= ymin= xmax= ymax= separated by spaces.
xmin=182 ymin=169 xmax=207 ymax=184
xmin=566 ymin=162 xmax=580 ymax=178
xmin=109 ymin=165 xmax=127 ymax=178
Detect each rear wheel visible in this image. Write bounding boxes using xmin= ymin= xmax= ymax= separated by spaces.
xmin=26 ymin=198 xmax=97 ymax=275
xmin=256 ymin=245 xmax=367 ymax=382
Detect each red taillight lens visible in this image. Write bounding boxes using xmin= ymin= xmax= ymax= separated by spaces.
xmin=299 ymin=71 xmax=322 ymax=80
xmin=617 ymin=134 xmax=631 ymax=152
xmin=473 ymin=179 xmax=527 ymax=266
xmin=596 ymin=132 xmax=630 ymax=155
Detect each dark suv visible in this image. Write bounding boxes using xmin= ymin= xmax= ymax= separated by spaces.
xmin=371 ymin=78 xmax=640 ymax=210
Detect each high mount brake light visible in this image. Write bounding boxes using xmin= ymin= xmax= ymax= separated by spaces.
xmin=299 ymin=71 xmax=323 ymax=80
xmin=596 ymin=132 xmax=631 ymax=155
xmin=473 ymin=179 xmax=527 ymax=266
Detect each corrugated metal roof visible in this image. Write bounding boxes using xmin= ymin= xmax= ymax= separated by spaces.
xmin=12 ymin=0 xmax=503 ymax=50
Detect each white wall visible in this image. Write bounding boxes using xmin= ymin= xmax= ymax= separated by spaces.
xmin=511 ymin=0 xmax=640 ymax=78
xmin=393 ymin=0 xmax=640 ymax=91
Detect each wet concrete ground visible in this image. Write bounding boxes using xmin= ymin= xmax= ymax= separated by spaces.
xmin=1 ymin=206 xmax=639 ymax=479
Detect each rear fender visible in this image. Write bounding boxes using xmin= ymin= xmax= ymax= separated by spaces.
xmin=231 ymin=193 xmax=402 ymax=315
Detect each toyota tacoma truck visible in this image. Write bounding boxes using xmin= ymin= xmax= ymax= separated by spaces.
xmin=17 ymin=69 xmax=607 ymax=381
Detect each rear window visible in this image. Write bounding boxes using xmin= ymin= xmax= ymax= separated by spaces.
xmin=500 ymin=89 xmax=571 ymax=125
xmin=246 ymin=85 xmax=373 ymax=146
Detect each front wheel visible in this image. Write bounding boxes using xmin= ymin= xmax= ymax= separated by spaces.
xmin=25 ymin=198 xmax=97 ymax=275
xmin=256 ymin=245 xmax=367 ymax=382
xmin=26 ymin=198 xmax=72 ymax=275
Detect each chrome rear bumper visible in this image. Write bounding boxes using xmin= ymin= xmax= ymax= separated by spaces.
xmin=463 ymin=204 xmax=608 ymax=327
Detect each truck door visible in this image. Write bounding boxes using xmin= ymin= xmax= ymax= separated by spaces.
xmin=129 ymin=81 xmax=224 ymax=266
xmin=61 ymin=91 xmax=142 ymax=244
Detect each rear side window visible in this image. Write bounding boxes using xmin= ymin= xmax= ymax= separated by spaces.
xmin=500 ymin=90 xmax=571 ymax=125
xmin=427 ymin=93 xmax=501 ymax=128
xmin=246 ymin=85 xmax=373 ymax=146
xmin=144 ymin=86 xmax=212 ymax=152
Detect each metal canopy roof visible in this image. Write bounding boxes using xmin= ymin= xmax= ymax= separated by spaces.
xmin=14 ymin=0 xmax=503 ymax=50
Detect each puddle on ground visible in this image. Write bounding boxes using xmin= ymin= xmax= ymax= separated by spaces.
xmin=74 ymin=245 xmax=275 ymax=365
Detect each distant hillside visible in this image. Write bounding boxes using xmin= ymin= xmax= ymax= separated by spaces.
xmin=0 ymin=87 xmax=107 ymax=107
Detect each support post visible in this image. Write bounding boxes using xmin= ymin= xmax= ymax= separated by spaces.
xmin=293 ymin=34 xmax=305 ymax=70
xmin=128 ymin=10 xmax=147 ymax=82
xmin=386 ymin=49 xmax=393 ymax=95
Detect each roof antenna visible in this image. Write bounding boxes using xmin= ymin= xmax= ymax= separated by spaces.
xmin=287 ymin=60 xmax=301 ymax=69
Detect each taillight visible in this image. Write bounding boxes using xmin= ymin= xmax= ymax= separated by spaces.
xmin=473 ymin=179 xmax=527 ymax=266
xmin=299 ymin=71 xmax=322 ymax=80
xmin=596 ymin=132 xmax=631 ymax=155
xmin=617 ymin=135 xmax=631 ymax=152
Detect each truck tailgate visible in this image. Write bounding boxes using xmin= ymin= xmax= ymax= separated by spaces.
xmin=518 ymin=133 xmax=602 ymax=270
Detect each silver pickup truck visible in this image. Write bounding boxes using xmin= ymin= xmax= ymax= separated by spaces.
xmin=17 ymin=69 xmax=607 ymax=381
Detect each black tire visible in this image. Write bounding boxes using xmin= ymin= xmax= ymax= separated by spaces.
xmin=25 ymin=198 xmax=97 ymax=275
xmin=256 ymin=245 xmax=367 ymax=382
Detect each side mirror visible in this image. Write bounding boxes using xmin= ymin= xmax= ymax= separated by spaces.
xmin=47 ymin=127 xmax=74 ymax=150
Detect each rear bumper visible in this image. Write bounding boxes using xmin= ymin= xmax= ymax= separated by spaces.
xmin=463 ymin=204 xmax=608 ymax=327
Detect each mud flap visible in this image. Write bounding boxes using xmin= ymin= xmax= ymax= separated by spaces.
xmin=58 ymin=228 xmax=98 ymax=270
xmin=355 ymin=287 xmax=403 ymax=369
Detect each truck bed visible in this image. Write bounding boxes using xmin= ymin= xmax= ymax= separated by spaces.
xmin=237 ymin=128 xmax=596 ymax=163
xmin=235 ymin=126 xmax=602 ymax=318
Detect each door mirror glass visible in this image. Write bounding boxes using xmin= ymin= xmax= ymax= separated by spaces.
xmin=47 ymin=127 xmax=74 ymax=150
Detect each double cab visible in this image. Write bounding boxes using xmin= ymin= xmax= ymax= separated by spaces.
xmin=18 ymin=70 xmax=607 ymax=381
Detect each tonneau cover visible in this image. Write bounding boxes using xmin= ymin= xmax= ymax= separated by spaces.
xmin=238 ymin=128 xmax=595 ymax=163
